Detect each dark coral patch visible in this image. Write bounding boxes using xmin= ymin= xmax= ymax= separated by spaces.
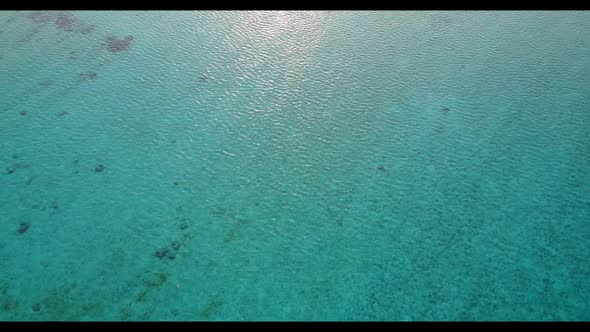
xmin=54 ymin=13 xmax=95 ymax=34
xmin=154 ymin=248 xmax=170 ymax=259
xmin=25 ymin=176 xmax=35 ymax=185
xmin=17 ymin=222 xmax=30 ymax=234
xmin=13 ymin=162 xmax=31 ymax=169
xmin=95 ymin=164 xmax=105 ymax=173
xmin=79 ymin=25 xmax=96 ymax=35
xmin=106 ymin=35 xmax=134 ymax=53
xmin=28 ymin=12 xmax=53 ymax=23
xmin=32 ymin=303 xmax=41 ymax=312
xmin=79 ymin=72 xmax=97 ymax=80
xmin=55 ymin=13 xmax=76 ymax=31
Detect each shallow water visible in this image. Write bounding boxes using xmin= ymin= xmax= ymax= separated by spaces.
xmin=0 ymin=11 xmax=589 ymax=321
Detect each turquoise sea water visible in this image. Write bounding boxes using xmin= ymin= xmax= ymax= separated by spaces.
xmin=0 ymin=11 xmax=589 ymax=321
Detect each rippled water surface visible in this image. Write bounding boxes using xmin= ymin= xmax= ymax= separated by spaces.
xmin=1 ymin=11 xmax=589 ymax=320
